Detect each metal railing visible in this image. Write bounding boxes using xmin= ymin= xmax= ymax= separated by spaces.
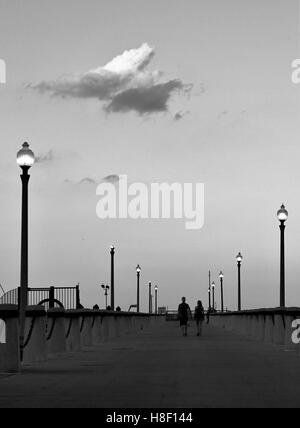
xmin=0 ymin=285 xmax=81 ymax=310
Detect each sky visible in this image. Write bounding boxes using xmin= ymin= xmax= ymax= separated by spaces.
xmin=0 ymin=0 xmax=299 ymax=311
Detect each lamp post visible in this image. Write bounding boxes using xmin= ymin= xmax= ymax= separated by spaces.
xmin=17 ymin=142 xmax=35 ymax=361
xmin=101 ymin=284 xmax=110 ymax=309
xmin=236 ymin=252 xmax=243 ymax=311
xmin=110 ymin=245 xmax=115 ymax=310
xmin=208 ymin=270 xmax=211 ymax=310
xmin=219 ymin=271 xmax=224 ymax=312
xmin=211 ymin=281 xmax=215 ymax=311
xmin=136 ymin=265 xmax=141 ymax=312
xmin=154 ymin=286 xmax=158 ymax=314
xmin=277 ymin=204 xmax=288 ymax=307
xmin=148 ymin=282 xmax=152 ymax=313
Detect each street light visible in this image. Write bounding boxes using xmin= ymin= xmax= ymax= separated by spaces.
xmin=101 ymin=284 xmax=110 ymax=309
xmin=154 ymin=285 xmax=158 ymax=314
xmin=219 ymin=271 xmax=224 ymax=312
xmin=208 ymin=270 xmax=211 ymax=310
xmin=136 ymin=265 xmax=141 ymax=312
xmin=236 ymin=252 xmax=243 ymax=311
xmin=110 ymin=245 xmax=115 ymax=310
xmin=277 ymin=204 xmax=288 ymax=307
xmin=148 ymin=282 xmax=152 ymax=314
xmin=211 ymin=281 xmax=215 ymax=311
xmin=17 ymin=142 xmax=35 ymax=361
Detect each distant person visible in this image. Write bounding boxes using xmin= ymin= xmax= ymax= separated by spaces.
xmin=106 ymin=305 xmax=112 ymax=311
xmin=178 ymin=297 xmax=192 ymax=336
xmin=116 ymin=306 xmax=121 ymax=312
xmin=93 ymin=304 xmax=99 ymax=310
xmin=194 ymin=300 xmax=205 ymax=336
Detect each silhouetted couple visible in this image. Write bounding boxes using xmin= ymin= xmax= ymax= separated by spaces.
xmin=178 ymin=297 xmax=205 ymax=337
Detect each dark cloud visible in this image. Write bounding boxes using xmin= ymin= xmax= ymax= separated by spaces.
xmin=105 ymin=80 xmax=188 ymax=115
xmin=28 ymin=43 xmax=192 ymax=116
xmin=103 ymin=174 xmax=121 ymax=184
xmin=174 ymin=112 xmax=184 ymax=121
xmin=30 ymin=71 xmax=130 ymax=100
xmin=173 ymin=110 xmax=190 ymax=121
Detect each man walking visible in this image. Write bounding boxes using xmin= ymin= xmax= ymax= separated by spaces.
xmin=178 ymin=297 xmax=192 ymax=336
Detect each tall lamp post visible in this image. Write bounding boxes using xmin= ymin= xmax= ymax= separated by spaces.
xmin=211 ymin=281 xmax=215 ymax=311
xmin=136 ymin=265 xmax=141 ymax=312
xmin=154 ymin=286 xmax=158 ymax=314
xmin=219 ymin=271 xmax=224 ymax=312
xmin=277 ymin=204 xmax=288 ymax=307
xmin=17 ymin=142 xmax=35 ymax=360
xmin=236 ymin=252 xmax=243 ymax=311
xmin=148 ymin=282 xmax=152 ymax=314
xmin=208 ymin=270 xmax=211 ymax=310
xmin=110 ymin=245 xmax=115 ymax=310
xmin=101 ymin=284 xmax=110 ymax=309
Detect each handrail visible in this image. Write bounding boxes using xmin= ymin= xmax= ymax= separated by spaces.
xmin=0 ymin=286 xmax=80 ymax=310
xmin=209 ymin=307 xmax=300 ymax=316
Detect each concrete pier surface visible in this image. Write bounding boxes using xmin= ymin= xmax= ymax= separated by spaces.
xmin=0 ymin=321 xmax=300 ymax=408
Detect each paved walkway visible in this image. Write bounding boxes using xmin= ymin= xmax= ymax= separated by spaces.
xmin=0 ymin=322 xmax=300 ymax=408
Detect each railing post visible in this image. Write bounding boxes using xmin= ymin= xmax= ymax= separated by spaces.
xmin=49 ymin=287 xmax=55 ymax=309
xmin=17 ymin=287 xmax=21 ymax=310
xmin=76 ymin=284 xmax=81 ymax=309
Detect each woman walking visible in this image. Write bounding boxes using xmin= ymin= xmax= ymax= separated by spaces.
xmin=194 ymin=300 xmax=205 ymax=336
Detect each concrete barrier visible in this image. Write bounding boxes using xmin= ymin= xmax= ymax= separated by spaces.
xmin=264 ymin=312 xmax=274 ymax=345
xmin=256 ymin=314 xmax=265 ymax=342
xmin=209 ymin=307 xmax=300 ymax=354
xmin=0 ymin=305 xmax=20 ymax=373
xmin=79 ymin=310 xmax=94 ymax=347
xmin=0 ymin=304 xmax=163 ymax=371
xmin=46 ymin=308 xmax=67 ymax=358
xmin=273 ymin=314 xmax=285 ymax=346
xmin=23 ymin=306 xmax=47 ymax=364
xmin=91 ymin=313 xmax=102 ymax=344
xmin=65 ymin=310 xmax=82 ymax=352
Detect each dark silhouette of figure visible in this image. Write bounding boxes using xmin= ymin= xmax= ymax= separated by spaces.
xmin=194 ymin=300 xmax=205 ymax=336
xmin=116 ymin=306 xmax=121 ymax=312
xmin=106 ymin=305 xmax=112 ymax=311
xmin=93 ymin=304 xmax=99 ymax=310
xmin=178 ymin=297 xmax=192 ymax=336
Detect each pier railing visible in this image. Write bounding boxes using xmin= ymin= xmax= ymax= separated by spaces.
xmin=0 ymin=285 xmax=81 ymax=310
xmin=209 ymin=307 xmax=300 ymax=352
xmin=0 ymin=305 xmax=164 ymax=373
